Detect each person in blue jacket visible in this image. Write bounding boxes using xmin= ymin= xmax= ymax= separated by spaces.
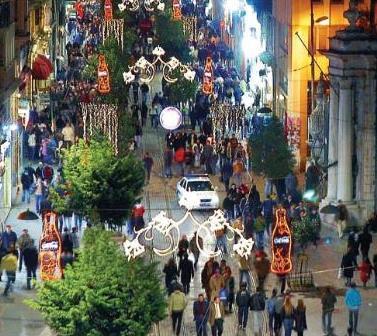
xmin=193 ymin=293 xmax=209 ymax=336
xmin=345 ymin=282 xmax=362 ymax=335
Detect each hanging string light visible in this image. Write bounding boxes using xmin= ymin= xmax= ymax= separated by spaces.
xmin=81 ymin=103 xmax=119 ymax=154
xmin=123 ymin=46 xmax=196 ymax=84
xmin=102 ymin=19 xmax=124 ymax=49
xmin=182 ymin=16 xmax=198 ymax=41
xmin=209 ymin=102 xmax=246 ymax=137
xmin=123 ymin=209 xmax=255 ymax=260
xmin=118 ymin=0 xmax=165 ymax=12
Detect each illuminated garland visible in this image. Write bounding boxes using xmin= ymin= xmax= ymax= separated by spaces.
xmin=182 ymin=16 xmax=198 ymax=41
xmin=81 ymin=103 xmax=119 ymax=154
xmin=118 ymin=0 xmax=165 ymax=12
xmin=209 ymin=102 xmax=246 ymax=136
xmin=123 ymin=46 xmax=195 ymax=84
xmin=124 ymin=209 xmax=254 ymax=260
xmin=102 ymin=19 xmax=124 ymax=49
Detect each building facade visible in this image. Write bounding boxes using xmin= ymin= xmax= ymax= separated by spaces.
xmin=272 ymin=0 xmax=374 ymax=170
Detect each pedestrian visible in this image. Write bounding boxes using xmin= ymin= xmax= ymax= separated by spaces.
xmin=190 ymin=231 xmax=203 ymax=270
xmin=321 ymin=287 xmax=337 ymax=336
xmin=193 ymin=293 xmax=210 ymax=336
xmin=336 ymin=200 xmax=348 ymax=239
xmin=163 ymin=258 xmax=179 ymax=290
xmin=236 ymin=282 xmax=251 ymax=329
xmin=358 ymin=256 xmax=372 ymax=287
xmin=254 ymin=212 xmax=266 ymax=250
xmin=358 ymin=226 xmax=372 ymax=259
xmin=174 ymin=146 xmax=186 ymax=176
xmin=35 ymin=177 xmax=44 ymax=214
xmin=221 ymin=159 xmax=233 ymax=192
xmin=373 ymin=254 xmax=377 ymax=287
xmin=238 ymin=255 xmax=251 ymax=289
xmin=344 ymin=282 xmax=362 ymax=335
xmin=201 ymin=258 xmax=214 ymax=300
xmin=168 ymin=286 xmax=187 ymax=336
xmin=281 ymin=296 xmax=295 ymax=336
xmin=179 ymin=253 xmax=195 ymax=294
xmin=250 ymin=286 xmax=266 ymax=336
xmin=62 ymin=228 xmax=73 ymax=254
xmin=143 ymin=152 xmax=154 ymax=182
xmin=18 ymin=229 xmax=32 ymax=271
xmin=209 ymin=268 xmax=225 ymax=301
xmin=23 ymin=240 xmax=38 ymax=290
xmin=267 ymin=289 xmax=277 ymax=336
xmin=294 ymin=299 xmax=307 ymax=336
xmin=134 ymin=122 xmax=143 ymax=148
xmin=1 ymin=225 xmax=18 ymax=251
xmin=274 ymin=293 xmax=284 ymax=336
xmin=164 ymin=146 xmax=173 ymax=178
xmin=254 ymin=250 xmax=271 ymax=291
xmin=21 ymin=167 xmax=33 ymax=203
xmin=341 ymin=246 xmax=358 ymax=287
xmin=178 ymin=235 xmax=189 ymax=262
xmin=71 ymin=227 xmax=80 ymax=250
xmin=209 ymin=296 xmax=225 ymax=336
xmin=223 ymin=266 xmax=235 ymax=312
xmin=1 ymin=247 xmax=18 ymax=296
xmin=262 ymin=195 xmax=276 ymax=235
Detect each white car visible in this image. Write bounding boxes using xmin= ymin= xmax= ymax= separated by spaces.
xmin=176 ymin=175 xmax=220 ymax=210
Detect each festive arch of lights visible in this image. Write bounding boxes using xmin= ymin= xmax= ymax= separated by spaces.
xmin=123 ymin=46 xmax=196 ymax=84
xmin=118 ymin=0 xmax=165 ymax=12
xmin=123 ymin=209 xmax=254 ymax=260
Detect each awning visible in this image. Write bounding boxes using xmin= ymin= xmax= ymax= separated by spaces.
xmin=32 ymin=54 xmax=53 ymax=80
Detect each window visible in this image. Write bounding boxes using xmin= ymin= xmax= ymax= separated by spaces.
xmin=187 ymin=181 xmax=214 ymax=192
xmin=330 ymin=0 xmax=344 ymax=4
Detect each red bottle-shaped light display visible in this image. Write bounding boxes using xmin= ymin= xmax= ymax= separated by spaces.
xmin=39 ymin=211 xmax=62 ymax=281
xmin=270 ymin=208 xmax=293 ymax=275
xmin=202 ymin=57 xmax=214 ymax=95
xmin=104 ymin=0 xmax=113 ymax=21
xmin=98 ymin=54 xmax=111 ymax=94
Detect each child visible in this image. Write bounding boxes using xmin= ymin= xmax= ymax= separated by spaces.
xmin=359 ymin=257 xmax=372 ymax=287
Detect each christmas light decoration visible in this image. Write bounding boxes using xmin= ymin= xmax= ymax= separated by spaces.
xmin=209 ymin=102 xmax=246 ymax=137
xmin=182 ymin=16 xmax=198 ymax=41
xmin=118 ymin=0 xmax=165 ymax=12
xmin=102 ymin=19 xmax=124 ymax=49
xmin=172 ymin=0 xmax=182 ymax=20
xmin=39 ymin=211 xmax=62 ymax=281
xmin=271 ymin=208 xmax=293 ymax=275
xmin=123 ymin=46 xmax=195 ymax=84
xmin=202 ymin=57 xmax=214 ymax=95
xmin=97 ymin=54 xmax=111 ymax=94
xmin=81 ymin=103 xmax=119 ymax=154
xmin=123 ymin=209 xmax=254 ymax=259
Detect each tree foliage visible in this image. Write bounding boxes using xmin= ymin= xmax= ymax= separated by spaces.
xmin=168 ymin=72 xmax=199 ymax=105
xmin=249 ymin=116 xmax=295 ymax=179
xmin=50 ymin=136 xmax=144 ymax=228
xmin=28 ymin=229 xmax=166 ymax=335
xmin=292 ymin=216 xmax=317 ymax=249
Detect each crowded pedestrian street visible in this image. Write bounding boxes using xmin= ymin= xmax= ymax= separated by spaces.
xmin=1 ymin=0 xmax=377 ymax=336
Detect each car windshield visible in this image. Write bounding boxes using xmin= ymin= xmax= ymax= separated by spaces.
xmin=187 ymin=181 xmax=214 ymax=192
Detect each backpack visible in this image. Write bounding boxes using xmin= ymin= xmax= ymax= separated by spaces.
xmin=250 ymin=292 xmax=265 ymax=311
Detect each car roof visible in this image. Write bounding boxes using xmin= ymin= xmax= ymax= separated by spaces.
xmin=182 ymin=174 xmax=211 ymax=182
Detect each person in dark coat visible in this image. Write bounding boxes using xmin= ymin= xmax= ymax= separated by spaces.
xmin=163 ymin=258 xmax=179 ymax=289
xmin=248 ymin=185 xmax=261 ymax=216
xmin=178 ymin=235 xmax=189 ymax=261
xmin=294 ymin=299 xmax=308 ymax=336
xmin=193 ymin=293 xmax=210 ymax=336
xmin=143 ymin=152 xmax=154 ymax=182
xmin=221 ymin=159 xmax=233 ymax=193
xmin=1 ymin=225 xmax=18 ymax=251
xmin=23 ymin=241 xmax=38 ymax=289
xmin=341 ymin=246 xmax=358 ymax=287
xmin=62 ymin=230 xmax=74 ymax=254
xmin=179 ymin=253 xmax=195 ymax=294
xmin=358 ymin=226 xmax=373 ymax=259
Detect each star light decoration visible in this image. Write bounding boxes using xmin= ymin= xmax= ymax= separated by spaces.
xmin=123 ymin=209 xmax=255 ymax=260
xmin=123 ymin=46 xmax=196 ymax=84
xmin=118 ymin=0 xmax=165 ymax=12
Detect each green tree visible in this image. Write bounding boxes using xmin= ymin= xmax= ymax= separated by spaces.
xmin=51 ymin=137 xmax=144 ymax=228
xmin=168 ymin=72 xmax=199 ymax=105
xmin=292 ymin=215 xmax=317 ymax=250
xmin=28 ymin=229 xmax=166 ymax=335
xmin=249 ymin=116 xmax=295 ymax=179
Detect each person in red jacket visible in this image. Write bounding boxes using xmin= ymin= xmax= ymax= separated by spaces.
xmin=359 ymin=257 xmax=372 ymax=287
xmin=175 ymin=147 xmax=186 ymax=177
xmin=131 ymin=203 xmax=145 ymax=235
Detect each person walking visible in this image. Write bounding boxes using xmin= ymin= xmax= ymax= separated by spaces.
xmin=267 ymin=289 xmax=278 ymax=336
xmin=193 ymin=293 xmax=210 ymax=336
xmin=164 ymin=146 xmax=173 ymax=178
xmin=190 ymin=231 xmax=203 ymax=270
xmin=1 ymin=248 xmax=18 ymax=296
xmin=179 ymin=253 xmax=195 ymax=294
xmin=345 ymin=282 xmax=362 ymax=335
xmin=236 ymin=282 xmax=251 ymax=330
xmin=209 ymin=296 xmax=225 ymax=336
xmin=358 ymin=257 xmax=372 ymax=287
xmin=358 ymin=226 xmax=372 ymax=260
xmin=209 ymin=268 xmax=225 ymax=301
xmin=321 ymin=287 xmax=337 ymax=336
xmin=23 ymin=240 xmax=38 ymax=290
xmin=281 ymin=296 xmax=295 ymax=336
xmin=18 ymin=229 xmax=32 ymax=271
xmin=21 ymin=167 xmax=33 ymax=203
xmin=168 ymin=286 xmax=187 ymax=335
xmin=336 ymin=200 xmax=348 ymax=239
xmin=250 ymin=287 xmax=266 ymax=336
xmin=274 ymin=293 xmax=285 ymax=336
xmin=1 ymin=225 xmax=18 ymax=251
xmin=254 ymin=250 xmax=271 ymax=291
xmin=341 ymin=246 xmax=358 ymax=287
xmin=35 ymin=177 xmax=44 ymax=214
xmin=224 ymin=266 xmax=235 ymax=313
xmin=143 ymin=152 xmax=154 ymax=182
xmin=294 ymin=299 xmax=307 ymax=336
xmin=163 ymin=258 xmax=179 ymax=290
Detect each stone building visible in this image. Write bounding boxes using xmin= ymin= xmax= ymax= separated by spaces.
xmin=322 ymin=0 xmax=377 ymax=224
